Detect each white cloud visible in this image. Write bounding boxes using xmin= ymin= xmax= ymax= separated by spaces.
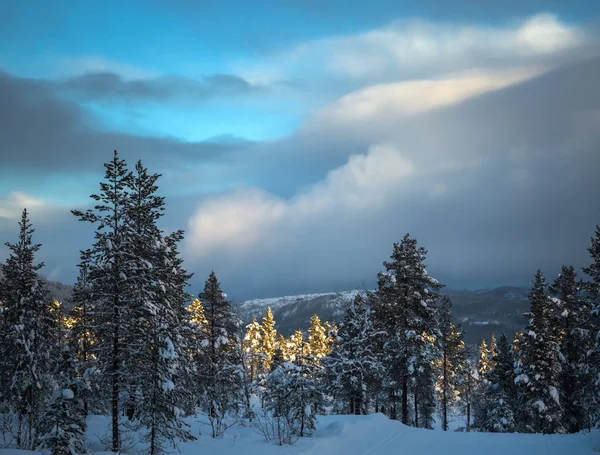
xmin=235 ymin=13 xmax=588 ymax=84
xmin=187 ymin=143 xmax=417 ymax=257
xmin=0 ymin=191 xmax=45 ymax=220
xmin=304 ymin=67 xmax=542 ymax=129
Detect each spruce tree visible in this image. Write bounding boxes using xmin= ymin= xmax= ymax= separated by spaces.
xmin=38 ymin=345 xmax=87 ymax=455
xmin=243 ymin=319 xmax=264 ymax=384
xmin=0 ymin=209 xmax=54 ymax=449
xmin=479 ymin=334 xmax=517 ymax=433
xmin=373 ymin=234 xmax=443 ymax=425
xmin=307 ymin=315 xmax=329 ymax=361
xmin=125 ymin=162 xmax=195 ymax=454
xmin=68 ymin=259 xmax=97 ymax=416
xmin=515 ymin=270 xmax=564 ymax=434
xmin=260 ymin=307 xmax=277 ymax=371
xmin=72 ymin=151 xmax=135 ymax=452
xmin=550 ymin=265 xmax=592 ymax=433
xmin=437 ymin=296 xmax=466 ymax=431
xmin=324 ymin=294 xmax=384 ymax=415
xmin=196 ymin=272 xmax=243 ymax=437
xmin=583 ymin=226 xmax=600 ymax=429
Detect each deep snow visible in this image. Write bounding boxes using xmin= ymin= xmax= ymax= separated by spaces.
xmin=2 ymin=413 xmax=596 ymax=455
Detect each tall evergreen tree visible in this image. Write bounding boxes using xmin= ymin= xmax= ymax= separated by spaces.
xmin=72 ymin=151 xmax=135 ymax=452
xmin=196 ymin=272 xmax=243 ymax=437
xmin=515 ymin=270 xmax=564 ymax=434
xmin=324 ymin=294 xmax=384 ymax=415
xmin=68 ymin=259 xmax=97 ymax=416
xmin=373 ymin=234 xmax=443 ymax=425
xmin=0 ymin=209 xmax=54 ymax=449
xmin=437 ymin=296 xmax=466 ymax=431
xmin=123 ymin=162 xmax=195 ymax=454
xmin=583 ymin=225 xmax=600 ymax=429
xmin=550 ymin=265 xmax=592 ymax=432
xmin=307 ymin=315 xmax=329 ymax=361
xmin=260 ymin=307 xmax=277 ymax=371
xmin=479 ymin=334 xmax=517 ymax=433
xmin=38 ymin=345 xmax=87 ymax=455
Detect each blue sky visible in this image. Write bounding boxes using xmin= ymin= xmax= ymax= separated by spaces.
xmin=0 ymin=1 xmax=599 ymax=298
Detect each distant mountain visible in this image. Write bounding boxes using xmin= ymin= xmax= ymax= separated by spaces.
xmin=235 ymin=286 xmax=531 ymax=345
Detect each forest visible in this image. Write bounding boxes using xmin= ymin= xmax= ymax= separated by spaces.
xmin=1 ymin=151 xmax=599 ymax=454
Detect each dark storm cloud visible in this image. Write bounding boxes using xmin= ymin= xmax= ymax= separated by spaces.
xmin=0 ymin=70 xmax=255 ymax=172
xmin=59 ymin=71 xmax=265 ymax=103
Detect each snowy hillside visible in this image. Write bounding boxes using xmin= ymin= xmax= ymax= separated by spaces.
xmin=236 ymin=287 xmax=530 ymax=343
xmin=2 ymin=413 xmax=594 ymax=455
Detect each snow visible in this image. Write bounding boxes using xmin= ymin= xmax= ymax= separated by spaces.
xmin=2 ymin=413 xmax=597 ymax=455
xmin=61 ymin=388 xmax=74 ymax=399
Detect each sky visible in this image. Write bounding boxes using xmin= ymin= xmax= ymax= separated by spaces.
xmin=0 ymin=0 xmax=599 ymax=301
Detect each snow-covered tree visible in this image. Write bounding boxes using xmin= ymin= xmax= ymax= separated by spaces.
xmin=67 ymin=259 xmax=98 ymax=417
xmin=515 ymin=270 xmax=564 ymax=434
xmin=307 ymin=315 xmax=329 ymax=361
xmin=373 ymin=234 xmax=443 ymax=425
xmin=478 ymin=334 xmax=517 ymax=433
xmin=582 ymin=225 xmax=600 ymax=429
xmin=550 ymin=265 xmax=593 ymax=432
xmin=243 ymin=318 xmax=264 ymax=384
xmin=72 ymin=151 xmax=137 ymax=452
xmin=324 ymin=294 xmax=384 ymax=415
xmin=437 ymin=296 xmax=466 ymax=431
xmin=196 ymin=272 xmax=243 ymax=437
xmin=38 ymin=345 xmax=87 ymax=455
xmin=0 ymin=209 xmax=54 ymax=449
xmin=260 ymin=307 xmax=277 ymax=370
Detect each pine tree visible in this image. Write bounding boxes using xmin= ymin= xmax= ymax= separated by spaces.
xmin=515 ymin=270 xmax=564 ymax=434
xmin=286 ymin=330 xmax=307 ymax=363
xmin=480 ymin=334 xmax=517 ymax=433
xmin=72 ymin=151 xmax=135 ymax=452
xmin=437 ymin=296 xmax=466 ymax=431
xmin=124 ymin=162 xmax=195 ymax=454
xmin=38 ymin=345 xmax=87 ymax=455
xmin=0 ymin=209 xmax=54 ymax=449
xmin=477 ymin=339 xmax=493 ymax=380
xmin=324 ymin=294 xmax=384 ymax=415
xmin=243 ymin=318 xmax=264 ymax=385
xmin=260 ymin=307 xmax=277 ymax=371
xmin=68 ymin=259 xmax=97 ymax=416
xmin=550 ymin=265 xmax=592 ymax=433
xmin=187 ymin=299 xmax=208 ymax=326
xmin=196 ymin=272 xmax=243 ymax=437
xmin=307 ymin=315 xmax=329 ymax=361
xmin=582 ymin=226 xmax=600 ymax=429
xmin=373 ymin=234 xmax=443 ymax=425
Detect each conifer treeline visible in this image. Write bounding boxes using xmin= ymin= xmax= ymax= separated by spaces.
xmin=1 ymin=152 xmax=599 ymax=452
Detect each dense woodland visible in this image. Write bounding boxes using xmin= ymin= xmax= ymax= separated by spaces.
xmin=1 ymin=151 xmax=599 ymax=453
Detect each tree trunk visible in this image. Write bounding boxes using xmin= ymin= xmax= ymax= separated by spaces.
xmin=401 ymin=379 xmax=408 ymax=424
xmin=112 ymin=297 xmax=120 ymax=452
xmin=443 ymin=350 xmax=448 ymax=431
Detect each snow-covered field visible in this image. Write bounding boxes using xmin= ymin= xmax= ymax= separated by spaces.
xmin=2 ymin=413 xmax=595 ymax=455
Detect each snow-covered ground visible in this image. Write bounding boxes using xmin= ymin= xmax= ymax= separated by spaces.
xmin=2 ymin=413 xmax=595 ymax=455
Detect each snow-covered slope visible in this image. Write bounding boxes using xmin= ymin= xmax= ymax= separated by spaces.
xmin=2 ymin=413 xmax=594 ymax=455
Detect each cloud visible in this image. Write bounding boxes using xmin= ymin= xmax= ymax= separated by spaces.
xmin=187 ymin=143 xmax=416 ymax=258
xmin=0 ymin=192 xmax=45 ymax=220
xmin=235 ymin=13 xmax=593 ymax=89
xmin=184 ymin=55 xmax=600 ymax=298
xmin=0 ymin=69 xmax=253 ymax=174
xmin=58 ymin=71 xmax=267 ymax=103
xmin=304 ymin=67 xmax=542 ymax=132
